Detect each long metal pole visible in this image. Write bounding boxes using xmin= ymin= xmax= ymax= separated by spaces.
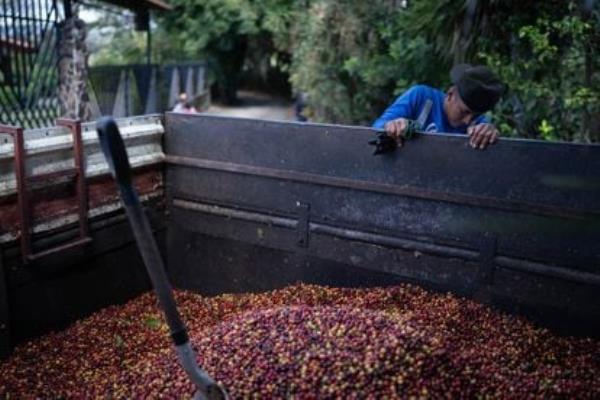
xmin=96 ymin=117 xmax=228 ymax=400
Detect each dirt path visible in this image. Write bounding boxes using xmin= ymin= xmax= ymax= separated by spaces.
xmin=203 ymin=91 xmax=295 ymax=121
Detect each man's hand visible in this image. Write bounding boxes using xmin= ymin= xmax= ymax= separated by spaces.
xmin=384 ymin=118 xmax=409 ymax=146
xmin=467 ymin=123 xmax=499 ymax=150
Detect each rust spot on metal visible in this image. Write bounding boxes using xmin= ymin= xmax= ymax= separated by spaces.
xmin=0 ymin=168 xmax=162 ymax=237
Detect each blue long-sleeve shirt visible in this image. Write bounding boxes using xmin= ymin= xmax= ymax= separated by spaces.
xmin=372 ymin=85 xmax=488 ymax=134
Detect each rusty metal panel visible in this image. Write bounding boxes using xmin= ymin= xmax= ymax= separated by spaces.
xmin=0 ymin=115 xmax=165 ymax=244
xmin=0 ymin=114 xmax=164 ymax=196
xmin=164 ymin=113 xmax=600 ymax=335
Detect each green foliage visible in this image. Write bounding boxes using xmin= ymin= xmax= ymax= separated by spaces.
xmin=159 ymin=0 xmax=296 ymax=103
xmin=113 ymin=0 xmax=598 ymax=141
xmin=283 ymin=0 xmax=600 ymax=140
xmin=84 ymin=0 xmax=599 ymax=141
xmin=143 ymin=315 xmax=162 ymax=330
xmin=286 ymin=1 xmax=446 ymax=124
xmin=87 ymin=11 xmax=150 ymax=65
xmin=479 ymin=4 xmax=600 ymax=142
xmin=90 ymin=31 xmax=149 ymax=65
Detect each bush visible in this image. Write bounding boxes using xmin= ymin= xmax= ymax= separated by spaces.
xmin=286 ymin=1 xmax=446 ymax=125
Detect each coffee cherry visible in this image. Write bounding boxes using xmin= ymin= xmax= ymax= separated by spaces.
xmin=0 ymin=284 xmax=598 ymax=398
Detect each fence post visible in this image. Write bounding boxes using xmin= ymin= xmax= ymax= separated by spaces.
xmin=125 ymin=68 xmax=130 ymax=116
xmin=168 ymin=67 xmax=181 ymax=110
xmin=112 ymin=70 xmax=127 ymax=118
xmin=145 ymin=67 xmax=158 ymax=114
xmin=196 ymin=65 xmax=205 ymax=94
xmin=185 ymin=67 xmax=194 ymax=99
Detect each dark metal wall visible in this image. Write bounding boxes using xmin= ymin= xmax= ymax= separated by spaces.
xmin=164 ymin=113 xmax=600 ymax=337
xmin=2 ymin=112 xmax=598 ymax=356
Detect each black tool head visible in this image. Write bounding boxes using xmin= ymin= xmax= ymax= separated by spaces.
xmin=369 ymin=130 xmax=397 ymax=155
xmin=96 ymin=116 xmax=132 ymax=186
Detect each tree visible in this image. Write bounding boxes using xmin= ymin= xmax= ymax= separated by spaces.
xmin=283 ymin=0 xmax=600 ymax=140
xmin=86 ymin=10 xmax=149 ymax=66
xmin=397 ymin=0 xmax=600 ymax=141
xmin=285 ymin=1 xmax=444 ymax=124
xmin=150 ymin=0 xmax=600 ymax=141
xmin=158 ymin=0 xmax=296 ymax=104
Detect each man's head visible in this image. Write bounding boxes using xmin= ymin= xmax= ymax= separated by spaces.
xmin=444 ymin=64 xmax=504 ymax=127
xmin=178 ymin=92 xmax=188 ymax=103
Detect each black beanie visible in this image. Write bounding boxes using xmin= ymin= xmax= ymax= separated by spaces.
xmin=450 ymin=64 xmax=505 ymax=113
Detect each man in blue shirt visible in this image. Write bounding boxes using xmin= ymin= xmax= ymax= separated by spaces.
xmin=373 ymin=64 xmax=504 ymax=150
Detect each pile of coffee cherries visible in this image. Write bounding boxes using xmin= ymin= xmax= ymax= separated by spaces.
xmin=1 ymin=284 xmax=598 ymax=398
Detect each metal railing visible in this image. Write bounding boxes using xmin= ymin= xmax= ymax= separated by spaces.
xmin=0 ymin=114 xmax=165 ymax=245
xmin=0 ymin=0 xmax=62 ymax=128
xmin=88 ymin=63 xmax=207 ymax=118
xmin=0 ymin=1 xmax=208 ymax=129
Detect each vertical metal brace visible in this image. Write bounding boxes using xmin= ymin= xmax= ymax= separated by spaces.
xmin=56 ymin=118 xmax=90 ymax=240
xmin=296 ymin=202 xmax=310 ymax=248
xmin=0 ymin=124 xmax=30 ymax=260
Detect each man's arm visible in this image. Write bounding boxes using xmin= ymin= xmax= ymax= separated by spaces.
xmin=372 ymin=86 xmax=422 ymax=129
xmin=373 ymin=86 xmax=424 ymax=145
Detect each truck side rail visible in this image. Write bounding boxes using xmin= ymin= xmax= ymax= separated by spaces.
xmin=0 ymin=115 xmax=165 ymax=245
xmin=164 ymin=113 xmax=600 ymax=336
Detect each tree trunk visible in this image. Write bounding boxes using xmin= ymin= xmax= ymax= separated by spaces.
xmin=58 ymin=17 xmax=91 ymax=120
